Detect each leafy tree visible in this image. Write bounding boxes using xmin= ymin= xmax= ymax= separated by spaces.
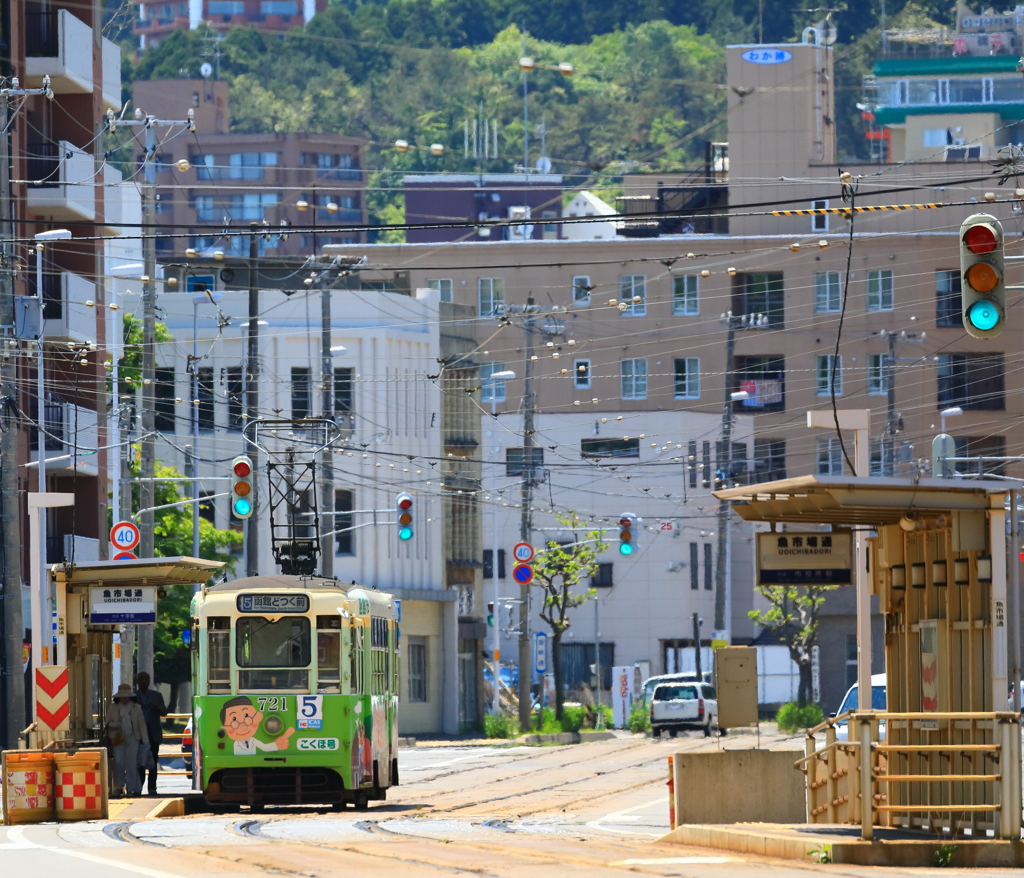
xmin=530 ymin=514 xmax=608 ymax=721
xmin=748 ymin=580 xmax=840 ymax=706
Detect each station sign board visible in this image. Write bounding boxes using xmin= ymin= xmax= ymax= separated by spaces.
xmin=89 ymin=585 xmax=157 ymax=624
xmin=756 ymin=531 xmax=853 ymax=585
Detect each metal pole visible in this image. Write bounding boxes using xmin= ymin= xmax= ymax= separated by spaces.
xmin=35 ymin=249 xmax=46 ymax=573
xmin=320 ymin=274 xmax=333 ymax=579
xmin=713 ymin=319 xmax=736 ymax=633
xmin=692 ymin=612 xmax=702 ymax=678
xmin=110 ymin=281 xmax=120 ymax=535
xmin=1010 ymin=490 xmax=1021 ymax=713
xmin=137 ymin=119 xmax=157 ymax=679
xmin=491 ymin=395 xmax=501 ymax=715
xmin=0 ymin=93 xmax=26 ymax=747
xmin=190 ymin=298 xmax=199 ymax=558
xmin=521 ymin=29 xmax=529 ymax=175
xmin=245 ymin=226 xmax=260 ymax=577
xmin=884 ymin=331 xmax=896 ymax=476
xmin=517 ymin=314 xmax=534 ymax=731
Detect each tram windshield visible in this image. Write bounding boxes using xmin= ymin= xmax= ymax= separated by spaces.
xmin=236 ymin=617 xmax=311 ymax=668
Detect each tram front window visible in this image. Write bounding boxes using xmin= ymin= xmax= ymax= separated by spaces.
xmin=317 ymin=615 xmax=341 ymax=692
xmin=236 ymin=616 xmax=311 ymax=691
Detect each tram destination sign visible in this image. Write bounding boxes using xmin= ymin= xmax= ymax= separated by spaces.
xmin=756 ymin=531 xmax=853 ymax=586
xmin=237 ymin=593 xmax=311 ymax=614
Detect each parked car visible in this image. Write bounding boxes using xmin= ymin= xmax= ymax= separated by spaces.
xmin=832 ymin=673 xmax=887 ymax=742
xmin=650 ymin=681 xmax=719 ymax=738
xmin=182 ymin=716 xmax=193 ymax=777
xmin=641 ymin=672 xmax=713 ymax=707
xmin=482 ymin=664 xmax=518 ymax=689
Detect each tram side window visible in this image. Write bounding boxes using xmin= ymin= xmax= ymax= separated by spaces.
xmin=208 ymin=616 xmax=231 ymax=693
xmin=317 ymin=615 xmax=341 ymax=692
xmin=370 ymin=616 xmax=389 ymax=695
xmin=350 ymin=623 xmax=364 ymax=695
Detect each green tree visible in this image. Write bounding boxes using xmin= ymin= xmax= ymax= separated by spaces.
xmin=748 ymin=581 xmax=840 ymax=706
xmin=531 ymin=514 xmax=608 ymax=722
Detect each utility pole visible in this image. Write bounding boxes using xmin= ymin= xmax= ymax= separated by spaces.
xmin=246 ymin=225 xmax=260 ymax=577
xmin=884 ymin=331 xmax=897 ymax=476
xmin=1 ymin=78 xmax=52 ymax=747
xmin=518 ymin=307 xmax=535 ymax=731
xmin=320 ymin=265 xmax=333 ymax=579
xmin=713 ymin=315 xmax=739 ymax=635
xmin=105 ymin=108 xmax=195 ymax=679
xmin=692 ymin=612 xmax=702 ymax=678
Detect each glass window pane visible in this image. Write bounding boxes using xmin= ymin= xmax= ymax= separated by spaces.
xmin=236 ymin=617 xmax=311 ymax=668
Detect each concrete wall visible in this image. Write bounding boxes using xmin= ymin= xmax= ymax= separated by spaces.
xmin=673 ymin=749 xmax=805 ymax=825
xmin=397 ymin=599 xmax=443 ymax=735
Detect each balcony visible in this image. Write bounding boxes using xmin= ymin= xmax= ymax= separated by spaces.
xmin=30 ymin=395 xmax=99 ymax=476
xmin=27 ymin=140 xmax=95 ymax=222
xmin=25 ymin=9 xmax=93 ymax=94
xmin=101 ymin=36 xmax=121 ymax=111
xmin=30 ymin=270 xmax=97 ymax=344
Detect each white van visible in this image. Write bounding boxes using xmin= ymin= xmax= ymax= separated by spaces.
xmin=832 ymin=673 xmax=887 ymax=742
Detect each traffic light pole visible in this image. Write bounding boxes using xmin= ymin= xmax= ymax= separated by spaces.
xmin=320 ymin=273 xmax=333 ymax=579
xmin=246 ymin=226 xmax=260 ymax=577
xmin=518 ymin=313 xmax=535 ymax=732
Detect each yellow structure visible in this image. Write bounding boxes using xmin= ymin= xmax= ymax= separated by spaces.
xmin=715 ymin=475 xmax=1022 ymax=840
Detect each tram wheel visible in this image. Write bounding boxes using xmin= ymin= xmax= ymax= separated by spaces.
xmin=353 ymin=793 xmax=369 ymax=811
xmin=249 ymin=802 xmax=265 ymax=813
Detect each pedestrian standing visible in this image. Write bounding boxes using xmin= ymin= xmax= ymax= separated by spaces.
xmin=105 ymin=683 xmax=148 ymax=798
xmin=135 ymin=671 xmax=168 ymax=796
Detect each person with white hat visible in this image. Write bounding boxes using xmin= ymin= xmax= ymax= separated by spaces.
xmin=105 ymin=683 xmax=149 ymax=797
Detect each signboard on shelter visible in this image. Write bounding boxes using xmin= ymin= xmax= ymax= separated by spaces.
xmin=89 ymin=586 xmax=157 ymax=624
xmin=756 ymin=531 xmax=853 ymax=585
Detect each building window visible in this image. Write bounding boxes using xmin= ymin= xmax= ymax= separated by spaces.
xmin=427 ymin=278 xmax=453 ymax=303
xmin=812 ymin=199 xmax=828 ymax=232
xmin=478 ymin=278 xmax=504 ymax=317
xmin=482 ymin=549 xmax=506 ymax=579
xmin=154 ymin=367 xmax=175 ymax=432
xmin=226 ymin=366 xmax=243 ymax=432
xmin=673 ymin=358 xmax=699 ymax=399
xmin=592 ymin=562 xmax=613 ymax=588
xmin=868 ymin=354 xmax=886 ymax=395
xmin=197 ymin=366 xmax=214 ymax=431
xmin=480 ymin=362 xmax=508 ymax=403
xmin=753 ymin=438 xmax=786 ymax=482
xmin=573 ymin=359 xmax=591 ymax=389
xmin=194 ymin=195 xmax=216 ymax=221
xmin=867 ymin=269 xmax=894 ymax=312
xmin=814 ymin=271 xmax=841 ymax=313
xmin=505 ymin=447 xmax=544 ymax=477
xmin=733 ymin=356 xmax=785 ymax=412
xmin=845 ymin=634 xmax=858 ymax=689
xmin=335 ymin=489 xmax=354 ymax=555
xmin=580 ymin=438 xmax=640 ymax=459
xmin=816 ymin=354 xmax=842 ymax=397
xmin=703 ymin=543 xmax=713 ymax=590
xmin=619 ymin=275 xmax=646 ymax=316
xmin=572 ymin=275 xmax=591 ymax=304
xmin=688 ymin=440 xmax=697 ymax=488
xmin=734 ymin=272 xmax=784 ymax=327
xmin=817 ymin=437 xmax=844 ymax=475
xmin=937 ymin=353 xmax=1004 ymax=411
xmin=229 ymin=192 xmax=278 ymax=221
xmin=936 ymin=269 xmax=963 ymax=327
xmin=207 ymin=0 xmax=243 ymax=13
xmin=333 ymin=367 xmax=354 ymax=414
xmin=229 ymin=152 xmax=276 ymax=180
xmin=689 ymin=543 xmax=699 ymax=590
xmin=870 ymin=439 xmax=889 ymax=476
xmin=672 ymin=275 xmax=699 ymax=315
xmin=620 ymin=358 xmax=647 ymax=400
xmin=407 ymin=637 xmax=427 ymax=702
xmin=291 ymin=366 xmax=311 ymax=420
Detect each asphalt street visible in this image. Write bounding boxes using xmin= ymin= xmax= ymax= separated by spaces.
xmin=3 ymin=731 xmax=1020 ymax=877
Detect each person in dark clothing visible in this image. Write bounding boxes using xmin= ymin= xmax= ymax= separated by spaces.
xmin=135 ymin=671 xmax=168 ymax=795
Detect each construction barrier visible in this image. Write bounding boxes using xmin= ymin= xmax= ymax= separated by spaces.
xmin=2 ymin=750 xmax=55 ymax=824
xmin=54 ymin=749 xmax=108 ymax=821
xmin=667 ymin=755 xmax=675 ymax=830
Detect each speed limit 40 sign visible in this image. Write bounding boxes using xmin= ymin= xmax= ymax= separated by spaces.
xmin=513 ymin=542 xmax=534 ymax=563
xmin=110 ymin=521 xmax=140 ymax=552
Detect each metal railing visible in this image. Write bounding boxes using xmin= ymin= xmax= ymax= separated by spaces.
xmin=796 ymin=710 xmax=1022 ymax=840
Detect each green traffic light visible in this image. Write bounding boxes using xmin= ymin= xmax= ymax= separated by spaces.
xmin=232 ymin=497 xmax=252 ymax=517
xmin=619 ymin=542 xmax=633 ymax=555
xmin=487 ymin=614 xmax=494 ymax=626
xmin=399 ymin=526 xmax=413 ymax=541
xmin=967 ymin=300 xmax=1000 ymax=332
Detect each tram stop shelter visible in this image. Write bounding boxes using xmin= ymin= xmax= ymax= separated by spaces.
xmin=29 ymin=556 xmax=224 ymax=748
xmin=686 ymin=475 xmax=1022 ymax=858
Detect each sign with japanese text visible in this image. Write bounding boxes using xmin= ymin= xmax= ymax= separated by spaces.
xmin=741 ymin=48 xmax=792 ymax=65
xmin=89 ymin=585 xmax=157 ymax=624
xmin=756 ymin=531 xmax=852 ymax=585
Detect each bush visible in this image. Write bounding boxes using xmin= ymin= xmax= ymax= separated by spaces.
xmin=775 ymin=702 xmax=824 ymax=733
xmin=560 ymin=704 xmax=586 ymax=733
xmin=483 ymin=711 xmax=518 ymax=739
xmin=628 ymin=701 xmax=651 ymax=733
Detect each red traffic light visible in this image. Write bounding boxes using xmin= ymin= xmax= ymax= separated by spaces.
xmin=964 ymin=225 xmax=998 ymax=254
xmin=233 ymin=459 xmax=252 ymax=477
xmin=398 ymin=497 xmax=413 ymax=510
xmin=619 ymin=516 xmax=632 ymax=527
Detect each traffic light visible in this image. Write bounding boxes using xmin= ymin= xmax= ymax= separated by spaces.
xmin=487 ymin=602 xmax=495 ymax=626
xmin=960 ymin=213 xmax=1005 ymax=338
xmin=230 ymin=455 xmax=254 ymax=519
xmin=396 ymin=492 xmax=414 ymax=540
xmin=618 ymin=513 xmax=637 ymax=556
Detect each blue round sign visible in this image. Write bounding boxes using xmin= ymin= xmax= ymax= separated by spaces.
xmin=741 ymin=48 xmax=792 ymax=65
xmin=512 ymin=563 xmax=534 ymax=585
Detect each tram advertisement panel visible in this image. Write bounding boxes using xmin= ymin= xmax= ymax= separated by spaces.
xmin=196 ymin=693 xmax=397 ymax=783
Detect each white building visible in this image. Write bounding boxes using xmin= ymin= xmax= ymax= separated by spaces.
xmin=562 ymin=190 xmax=618 ymax=241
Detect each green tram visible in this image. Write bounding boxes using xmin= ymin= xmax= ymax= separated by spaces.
xmin=189 ymin=574 xmax=399 ymax=809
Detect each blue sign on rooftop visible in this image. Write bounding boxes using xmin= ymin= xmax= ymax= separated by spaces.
xmin=742 ymin=49 xmax=792 ymax=65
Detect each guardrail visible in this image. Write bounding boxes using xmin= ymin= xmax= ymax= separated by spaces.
xmin=797 ymin=710 xmax=1022 ymax=840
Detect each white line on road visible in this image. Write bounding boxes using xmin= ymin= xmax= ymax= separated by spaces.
xmin=403 ymin=748 xmax=531 ymax=771
xmin=611 ymin=857 xmax=744 ymax=865
xmin=3 ymin=826 xmax=190 ymax=878
xmin=585 ymin=796 xmax=666 ymax=836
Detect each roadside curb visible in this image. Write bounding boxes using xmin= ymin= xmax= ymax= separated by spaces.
xmin=145 ymin=797 xmax=185 ymax=819
xmin=397 ymin=736 xmax=417 ymax=748
xmin=515 ymin=730 xmax=617 ymax=745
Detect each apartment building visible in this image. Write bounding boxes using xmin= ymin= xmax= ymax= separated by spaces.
xmin=132 ymin=79 xmax=368 ymax=258
xmin=132 ymin=0 xmax=328 ymax=47
xmin=154 ymin=287 xmax=485 ymax=732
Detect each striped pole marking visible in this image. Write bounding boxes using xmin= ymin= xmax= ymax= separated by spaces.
xmin=773 ymin=203 xmax=943 ymax=216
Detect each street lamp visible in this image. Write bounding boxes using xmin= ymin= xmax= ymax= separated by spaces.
xmin=191 ymin=290 xmax=224 ymax=557
xmin=487 ymin=369 xmax=516 ymax=715
xmin=940 ymin=405 xmax=962 ymax=435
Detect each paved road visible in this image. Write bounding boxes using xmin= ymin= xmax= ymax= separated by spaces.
xmin=3 ymin=731 xmax=1019 ymax=877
